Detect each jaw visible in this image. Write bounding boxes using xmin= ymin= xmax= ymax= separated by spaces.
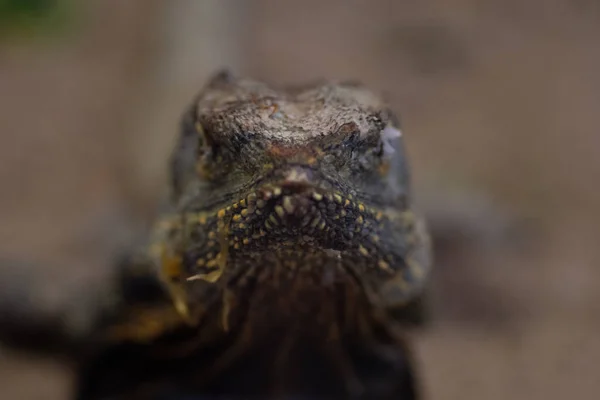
xmin=178 ymin=170 xmax=393 ymax=288
xmin=226 ymin=180 xmax=380 ymax=254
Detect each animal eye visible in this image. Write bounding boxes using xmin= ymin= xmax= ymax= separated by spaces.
xmin=351 ymin=125 xmax=402 ymax=175
xmin=195 ymin=121 xmax=210 ymax=150
xmin=194 ymin=122 xmax=231 ymax=181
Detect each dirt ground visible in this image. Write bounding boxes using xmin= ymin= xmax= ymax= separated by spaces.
xmin=1 ymin=1 xmax=599 ymax=399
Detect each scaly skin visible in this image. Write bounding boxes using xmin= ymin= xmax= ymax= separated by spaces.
xmin=159 ymin=71 xmax=430 ymax=324
xmin=9 ymin=71 xmax=433 ymax=399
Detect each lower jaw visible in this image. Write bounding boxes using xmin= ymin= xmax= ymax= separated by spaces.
xmin=225 ymin=188 xmax=372 ymax=252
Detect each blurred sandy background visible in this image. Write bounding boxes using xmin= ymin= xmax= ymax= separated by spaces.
xmin=1 ymin=0 xmax=599 ymax=398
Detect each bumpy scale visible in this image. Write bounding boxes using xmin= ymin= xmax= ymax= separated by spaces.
xmin=8 ymin=71 xmax=433 ymax=400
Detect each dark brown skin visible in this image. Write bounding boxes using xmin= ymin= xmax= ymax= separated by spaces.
xmin=162 ymin=71 xmax=431 ymax=321
xmin=3 ymin=71 xmax=432 ymax=400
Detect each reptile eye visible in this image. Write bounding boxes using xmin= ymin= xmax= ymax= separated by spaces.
xmin=194 ymin=122 xmax=231 ymax=181
xmin=194 ymin=121 xmax=209 ymax=149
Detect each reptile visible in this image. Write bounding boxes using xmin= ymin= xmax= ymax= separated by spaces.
xmin=0 ymin=71 xmax=432 ymax=399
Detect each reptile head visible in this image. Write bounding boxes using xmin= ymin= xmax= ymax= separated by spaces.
xmin=167 ymin=71 xmax=429 ymax=306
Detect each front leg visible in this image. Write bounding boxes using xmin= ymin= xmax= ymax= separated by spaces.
xmin=0 ymin=258 xmax=119 ymax=356
xmin=0 ymin=249 xmax=178 ymax=358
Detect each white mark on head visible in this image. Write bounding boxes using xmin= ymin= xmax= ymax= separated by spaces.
xmin=381 ymin=125 xmax=402 ymax=156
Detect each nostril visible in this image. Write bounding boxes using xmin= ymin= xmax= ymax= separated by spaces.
xmin=283 ymin=167 xmax=312 ymax=183
xmin=280 ymin=168 xmax=314 ymax=194
xmin=280 ymin=180 xmax=312 ymax=194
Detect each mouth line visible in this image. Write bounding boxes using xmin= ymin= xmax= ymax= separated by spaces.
xmin=219 ymin=181 xmax=383 ymax=252
xmin=181 ymin=182 xmax=388 ymax=285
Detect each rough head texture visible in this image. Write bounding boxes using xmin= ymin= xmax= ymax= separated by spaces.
xmin=75 ymin=71 xmax=431 ymax=400
xmin=195 ymin=71 xmax=388 ymax=142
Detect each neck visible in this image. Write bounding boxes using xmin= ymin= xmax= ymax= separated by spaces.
xmin=80 ymin=249 xmax=420 ymax=399
xmin=179 ymin=246 xmax=420 ymax=398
